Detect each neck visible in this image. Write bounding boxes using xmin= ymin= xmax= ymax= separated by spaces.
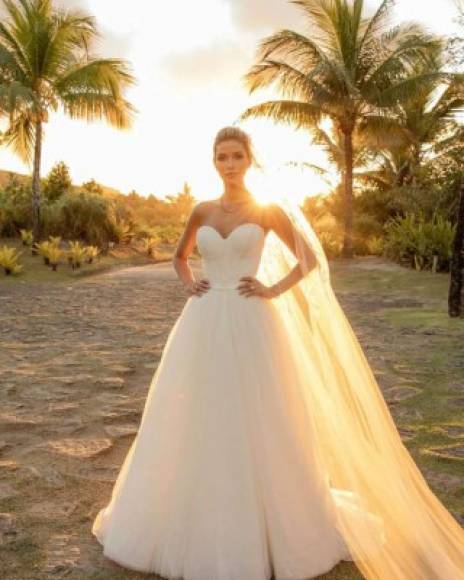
xmin=222 ymin=182 xmax=252 ymax=202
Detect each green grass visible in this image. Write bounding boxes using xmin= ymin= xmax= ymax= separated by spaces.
xmin=329 ymin=256 xmax=464 ymax=535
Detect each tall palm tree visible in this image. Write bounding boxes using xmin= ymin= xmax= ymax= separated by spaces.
xmin=239 ymin=0 xmax=443 ymax=257
xmin=0 ymin=0 xmax=136 ymax=246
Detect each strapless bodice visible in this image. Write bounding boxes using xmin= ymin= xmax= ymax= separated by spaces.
xmin=196 ymin=223 xmax=266 ymax=289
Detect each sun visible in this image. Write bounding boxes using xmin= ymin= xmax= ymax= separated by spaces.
xmin=240 ymin=118 xmax=337 ymax=206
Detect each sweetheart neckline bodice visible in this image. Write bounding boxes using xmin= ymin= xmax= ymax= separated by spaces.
xmin=197 ymin=222 xmax=265 ymax=241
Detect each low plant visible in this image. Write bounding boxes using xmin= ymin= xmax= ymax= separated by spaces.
xmin=19 ymin=228 xmax=33 ymax=246
xmin=0 ymin=245 xmax=23 ymax=275
xmin=85 ymin=245 xmax=100 ymax=264
xmin=140 ymin=235 xmax=159 ymax=256
xmin=67 ymin=240 xmax=87 ymax=270
xmin=47 ymin=245 xmax=64 ymax=271
xmin=366 ymin=236 xmax=384 ymax=256
xmin=34 ymin=241 xmax=52 ymax=265
xmin=384 ymin=212 xmax=455 ymax=272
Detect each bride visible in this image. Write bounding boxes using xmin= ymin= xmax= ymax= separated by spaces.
xmin=92 ymin=126 xmax=464 ymax=580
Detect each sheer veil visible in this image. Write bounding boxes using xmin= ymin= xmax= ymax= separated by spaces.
xmin=255 ymin=180 xmax=464 ymax=579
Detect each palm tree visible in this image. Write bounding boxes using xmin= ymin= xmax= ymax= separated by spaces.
xmin=357 ymin=74 xmax=464 ymax=192
xmin=239 ymin=0 xmax=443 ymax=257
xmin=0 ymin=0 xmax=136 ymax=247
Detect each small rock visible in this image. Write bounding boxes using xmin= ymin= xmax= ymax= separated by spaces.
xmin=104 ymin=424 xmax=138 ymax=438
xmin=68 ymin=465 xmax=119 ymax=483
xmin=41 ymin=438 xmax=114 ymax=459
xmin=97 ymin=377 xmax=125 ymax=389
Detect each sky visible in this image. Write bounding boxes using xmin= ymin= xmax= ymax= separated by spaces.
xmin=0 ymin=0 xmax=460 ymax=203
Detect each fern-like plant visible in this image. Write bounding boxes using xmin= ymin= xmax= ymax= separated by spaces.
xmin=19 ymin=229 xmax=33 ymax=246
xmin=141 ymin=236 xmax=159 ymax=257
xmin=34 ymin=241 xmax=52 ymax=265
xmin=47 ymin=245 xmax=64 ymax=271
xmin=67 ymin=241 xmax=87 ymax=270
xmin=0 ymin=246 xmax=23 ymax=275
xmin=85 ymin=245 xmax=100 ymax=264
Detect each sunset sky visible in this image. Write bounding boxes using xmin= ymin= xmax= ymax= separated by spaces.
xmin=0 ymin=0 xmax=460 ymax=203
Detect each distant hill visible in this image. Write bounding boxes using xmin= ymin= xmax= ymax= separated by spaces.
xmin=0 ymin=168 xmax=125 ymax=198
xmin=0 ymin=169 xmax=29 ymax=187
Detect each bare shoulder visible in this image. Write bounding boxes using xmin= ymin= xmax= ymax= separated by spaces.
xmin=188 ymin=200 xmax=216 ymax=225
xmin=263 ymin=202 xmax=291 ymax=231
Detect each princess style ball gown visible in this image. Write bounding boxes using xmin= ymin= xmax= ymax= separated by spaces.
xmin=92 ymin=222 xmax=355 ymax=579
xmin=92 ymin=213 xmax=464 ymax=580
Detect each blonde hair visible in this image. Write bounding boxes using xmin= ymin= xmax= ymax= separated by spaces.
xmin=213 ymin=126 xmax=261 ymax=169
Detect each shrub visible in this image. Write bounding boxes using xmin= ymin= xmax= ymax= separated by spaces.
xmin=384 ymin=212 xmax=455 ymax=272
xmin=19 ymin=228 xmax=33 ymax=246
xmin=366 ymin=236 xmax=384 ymax=256
xmin=34 ymin=241 xmax=53 ymax=265
xmin=67 ymin=240 xmax=87 ymax=269
xmin=318 ymin=231 xmax=342 ymax=259
xmin=0 ymin=176 xmax=33 ymax=236
xmin=84 ymin=245 xmax=100 ymax=264
xmin=47 ymin=245 xmax=64 ymax=271
xmin=140 ymin=235 xmax=159 ymax=257
xmin=43 ymin=192 xmax=117 ymax=247
xmin=0 ymin=245 xmax=23 ymax=275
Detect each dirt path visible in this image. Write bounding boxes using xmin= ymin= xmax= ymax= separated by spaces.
xmin=0 ymin=258 xmax=462 ymax=580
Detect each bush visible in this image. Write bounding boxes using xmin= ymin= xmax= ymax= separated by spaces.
xmin=67 ymin=240 xmax=87 ymax=269
xmin=19 ymin=228 xmax=33 ymax=246
xmin=0 ymin=175 xmax=33 ymax=236
xmin=366 ymin=236 xmax=384 ymax=256
xmin=384 ymin=212 xmax=455 ymax=272
xmin=318 ymin=231 xmax=342 ymax=259
xmin=42 ymin=192 xmax=119 ymax=247
xmin=0 ymin=245 xmax=23 ymax=275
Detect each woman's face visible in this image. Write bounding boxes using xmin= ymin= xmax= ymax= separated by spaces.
xmin=213 ymin=139 xmax=251 ymax=185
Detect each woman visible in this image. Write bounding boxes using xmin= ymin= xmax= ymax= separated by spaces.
xmin=92 ymin=126 xmax=464 ymax=580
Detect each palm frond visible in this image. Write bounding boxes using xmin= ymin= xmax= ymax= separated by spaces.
xmin=362 ymin=24 xmax=441 ymax=88
xmin=60 ymin=91 xmax=136 ymax=129
xmin=248 ymin=28 xmax=352 ymax=95
xmin=238 ymin=100 xmax=323 ymax=130
xmin=253 ymin=29 xmax=324 ymax=70
xmin=374 ymin=72 xmax=451 ymax=107
xmin=0 ymin=81 xmax=34 ymax=116
xmin=358 ymin=0 xmax=395 ymax=54
xmin=357 ymin=113 xmax=413 ymax=148
xmin=243 ymin=59 xmax=335 ymax=104
xmin=430 ymin=74 xmax=464 ymax=119
xmin=289 ymin=0 xmax=341 ymax=52
xmin=56 ymin=58 xmax=136 ymax=128
xmin=0 ymin=20 xmax=32 ymax=77
xmin=1 ymin=110 xmax=35 ymax=163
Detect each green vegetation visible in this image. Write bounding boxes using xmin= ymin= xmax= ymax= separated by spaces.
xmin=0 ymin=0 xmax=136 ymax=245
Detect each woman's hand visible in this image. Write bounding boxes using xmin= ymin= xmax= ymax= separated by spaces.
xmin=184 ymin=278 xmax=210 ymax=297
xmin=237 ymin=276 xmax=277 ymax=299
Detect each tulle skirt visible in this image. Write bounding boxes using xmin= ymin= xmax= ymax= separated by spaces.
xmin=92 ymin=288 xmax=353 ymax=580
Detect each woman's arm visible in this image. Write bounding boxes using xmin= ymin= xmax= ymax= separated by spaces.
xmin=172 ymin=203 xmax=210 ymax=297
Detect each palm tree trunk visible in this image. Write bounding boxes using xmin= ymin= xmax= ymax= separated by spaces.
xmin=31 ymin=119 xmax=42 ymax=253
xmin=448 ymin=180 xmax=464 ymax=318
xmin=342 ymin=129 xmax=354 ymax=258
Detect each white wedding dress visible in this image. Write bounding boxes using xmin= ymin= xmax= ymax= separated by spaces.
xmin=92 ymin=222 xmax=354 ymax=580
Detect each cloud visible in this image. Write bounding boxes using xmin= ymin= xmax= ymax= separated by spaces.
xmin=224 ymin=0 xmax=303 ymax=34
xmin=159 ymin=41 xmax=252 ymax=92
